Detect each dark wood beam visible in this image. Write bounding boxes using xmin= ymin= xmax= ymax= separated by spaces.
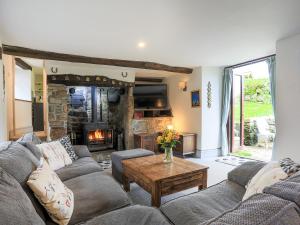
xmin=2 ymin=44 xmax=193 ymax=74
xmin=0 ymin=47 xmax=2 ymax=60
xmin=15 ymin=58 xmax=32 ymax=70
xmin=47 ymin=74 xmax=134 ymax=87
xmin=135 ymin=77 xmax=163 ymax=83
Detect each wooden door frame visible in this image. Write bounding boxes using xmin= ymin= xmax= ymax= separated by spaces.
xmin=228 ymin=74 xmax=244 ymax=153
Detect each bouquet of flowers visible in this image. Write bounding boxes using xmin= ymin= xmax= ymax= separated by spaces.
xmin=156 ymin=128 xmax=180 ymax=162
xmin=156 ymin=129 xmax=180 ymax=148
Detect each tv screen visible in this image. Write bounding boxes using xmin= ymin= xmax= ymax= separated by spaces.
xmin=133 ymin=84 xmax=168 ymax=109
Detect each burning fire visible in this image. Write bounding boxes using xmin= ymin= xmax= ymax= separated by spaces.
xmin=88 ymin=129 xmax=104 ymax=141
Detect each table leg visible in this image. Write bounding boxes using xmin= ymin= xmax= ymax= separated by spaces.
xmin=123 ymin=174 xmax=130 ymax=192
xmin=198 ymin=170 xmax=208 ymax=191
xmin=151 ymin=182 xmax=161 ymax=207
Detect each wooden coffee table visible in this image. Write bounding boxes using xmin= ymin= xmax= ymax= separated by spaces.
xmin=122 ymin=154 xmax=208 ymax=207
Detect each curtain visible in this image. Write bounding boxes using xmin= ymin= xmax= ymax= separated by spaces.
xmin=266 ymin=56 xmax=276 ymax=157
xmin=221 ymin=68 xmax=233 ymax=156
xmin=267 ymin=56 xmax=276 ymax=115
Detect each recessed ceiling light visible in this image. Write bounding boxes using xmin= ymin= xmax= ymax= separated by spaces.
xmin=138 ymin=42 xmax=146 ymax=48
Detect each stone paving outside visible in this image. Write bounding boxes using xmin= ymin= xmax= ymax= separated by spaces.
xmin=233 ymin=145 xmax=272 ymax=162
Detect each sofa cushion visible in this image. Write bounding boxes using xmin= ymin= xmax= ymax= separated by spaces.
xmin=37 ymin=141 xmax=73 ymax=170
xmin=73 ymin=145 xmax=92 ymax=158
xmin=0 ymin=167 xmax=45 ymax=225
xmin=228 ymin=161 xmax=266 ymax=187
xmin=17 ymin=132 xmax=43 ymax=144
xmin=58 ymin=136 xmax=79 ymax=161
xmin=63 ymin=172 xmax=131 ymax=225
xmin=27 ymin=162 xmax=74 ymax=225
xmin=264 ymin=172 xmax=300 ymax=207
xmin=56 ymin=157 xmax=103 ymax=181
xmin=243 ymin=161 xmax=287 ymax=200
xmin=83 ymin=205 xmax=170 ymax=225
xmin=160 ymin=180 xmax=245 ymax=225
xmin=20 ymin=141 xmax=43 ymax=160
xmin=0 ymin=141 xmax=40 ymax=185
xmin=111 ymin=149 xmax=154 ymax=183
xmin=202 ymin=194 xmax=300 ymax=225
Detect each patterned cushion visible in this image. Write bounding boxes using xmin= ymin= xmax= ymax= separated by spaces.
xmin=27 ymin=162 xmax=74 ymax=225
xmin=59 ymin=136 xmax=78 ymax=161
xmin=37 ymin=141 xmax=72 ymax=170
xmin=279 ymin=158 xmax=300 ymax=176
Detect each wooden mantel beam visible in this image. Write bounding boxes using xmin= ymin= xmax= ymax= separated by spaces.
xmin=2 ymin=44 xmax=193 ymax=74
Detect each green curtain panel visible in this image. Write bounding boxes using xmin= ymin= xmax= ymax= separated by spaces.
xmin=221 ymin=68 xmax=233 ymax=155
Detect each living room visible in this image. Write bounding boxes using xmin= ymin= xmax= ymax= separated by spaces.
xmin=1 ymin=1 xmax=300 ymax=225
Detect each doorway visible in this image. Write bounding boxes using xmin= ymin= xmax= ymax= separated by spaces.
xmin=228 ymin=61 xmax=274 ymax=161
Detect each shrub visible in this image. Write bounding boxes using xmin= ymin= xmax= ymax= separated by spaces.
xmin=244 ymin=78 xmax=271 ymax=104
xmin=244 ymin=120 xmax=258 ymax=146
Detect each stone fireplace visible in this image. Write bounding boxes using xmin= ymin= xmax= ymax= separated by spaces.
xmin=47 ymin=75 xmax=135 ymax=151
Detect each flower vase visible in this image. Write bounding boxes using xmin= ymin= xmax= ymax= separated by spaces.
xmin=164 ymin=147 xmax=173 ymax=163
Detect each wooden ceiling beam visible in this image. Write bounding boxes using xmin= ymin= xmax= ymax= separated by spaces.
xmin=2 ymin=44 xmax=193 ymax=74
xmin=135 ymin=77 xmax=163 ymax=83
xmin=15 ymin=58 xmax=32 ymax=70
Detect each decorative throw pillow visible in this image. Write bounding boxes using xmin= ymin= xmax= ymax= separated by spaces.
xmin=279 ymin=158 xmax=300 ymax=176
xmin=243 ymin=161 xmax=288 ymax=200
xmin=27 ymin=162 xmax=74 ymax=225
xmin=37 ymin=141 xmax=72 ymax=170
xmin=17 ymin=132 xmax=43 ymax=144
xmin=59 ymin=136 xmax=78 ymax=161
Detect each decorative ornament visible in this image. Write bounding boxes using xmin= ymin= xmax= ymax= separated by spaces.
xmin=51 ymin=67 xmax=58 ymax=74
xmin=121 ymin=72 xmax=128 ymax=78
xmin=207 ymin=81 xmax=212 ymax=108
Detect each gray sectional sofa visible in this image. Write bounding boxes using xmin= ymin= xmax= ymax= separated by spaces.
xmin=1 ymin=138 xmax=300 ymax=225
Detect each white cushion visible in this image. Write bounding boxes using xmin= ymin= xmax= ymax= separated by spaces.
xmin=27 ymin=161 xmax=74 ymax=225
xmin=37 ymin=141 xmax=72 ymax=170
xmin=243 ymin=161 xmax=288 ymax=200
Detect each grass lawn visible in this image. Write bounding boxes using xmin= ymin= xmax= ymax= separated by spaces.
xmin=231 ymin=150 xmax=252 ymax=158
xmin=234 ymin=101 xmax=273 ymax=121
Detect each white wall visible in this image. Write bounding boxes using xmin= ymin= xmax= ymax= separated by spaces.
xmin=165 ymin=66 xmax=223 ymax=152
xmin=15 ymin=66 xmax=32 ymax=101
xmin=165 ymin=67 xmax=202 ymax=149
xmin=201 ymin=67 xmax=223 ymax=151
xmin=274 ymin=33 xmax=300 ymax=162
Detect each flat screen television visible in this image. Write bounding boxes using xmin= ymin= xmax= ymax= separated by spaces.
xmin=133 ymin=84 xmax=168 ymax=109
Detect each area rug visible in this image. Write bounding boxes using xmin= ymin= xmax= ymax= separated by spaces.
xmin=91 ymin=150 xmax=113 ymax=170
xmin=215 ymin=155 xmax=254 ymax=166
xmin=98 ymin=160 xmax=112 ymax=170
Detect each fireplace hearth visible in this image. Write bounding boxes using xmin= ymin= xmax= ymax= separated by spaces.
xmin=83 ymin=122 xmax=113 ymax=151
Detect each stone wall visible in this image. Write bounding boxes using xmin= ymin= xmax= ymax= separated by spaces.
xmin=48 ymin=84 xmax=68 ymax=140
xmin=131 ymin=117 xmax=173 ymax=134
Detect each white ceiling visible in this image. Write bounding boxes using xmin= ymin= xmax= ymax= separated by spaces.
xmin=1 ymin=0 xmax=300 ymax=68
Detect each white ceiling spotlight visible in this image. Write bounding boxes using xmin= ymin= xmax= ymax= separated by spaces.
xmin=137 ymin=41 xmax=146 ymax=49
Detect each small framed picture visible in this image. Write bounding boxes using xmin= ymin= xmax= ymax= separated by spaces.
xmin=191 ymin=90 xmax=201 ymax=107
